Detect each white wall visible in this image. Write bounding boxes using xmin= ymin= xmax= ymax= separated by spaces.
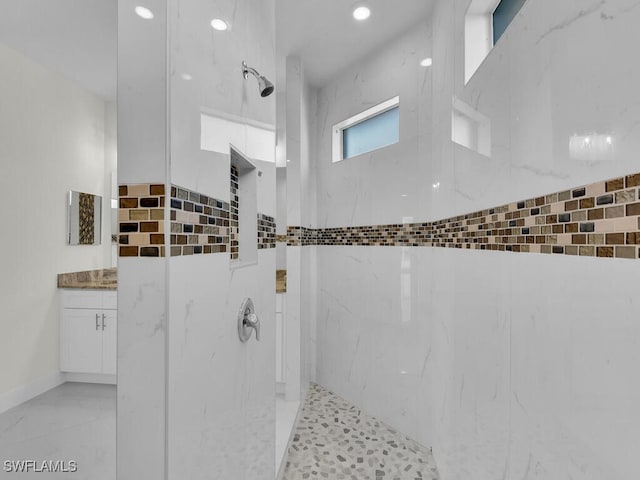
xmin=313 ymin=17 xmax=434 ymax=447
xmin=167 ymin=0 xmax=276 ymax=479
xmin=117 ymin=0 xmax=276 ymax=477
xmin=283 ymin=56 xmax=318 ymax=401
xmin=429 ymin=1 xmax=640 ymax=478
xmin=0 ymin=42 xmax=114 ymax=397
xmin=311 ymin=2 xmax=640 ymax=479
xmin=116 ymin=1 xmax=169 ymax=477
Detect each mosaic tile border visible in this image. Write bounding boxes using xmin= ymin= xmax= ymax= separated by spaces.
xmin=169 ymin=185 xmax=230 ymax=257
xmin=286 ymin=173 xmax=640 ymax=259
xmin=230 ymin=166 xmax=239 ymax=260
xmin=118 ymin=184 xmax=166 ymax=257
xmin=286 ymin=226 xmax=316 ymax=246
xmin=119 ymin=183 xmax=276 ymax=257
xmin=257 ymin=214 xmax=276 ymax=249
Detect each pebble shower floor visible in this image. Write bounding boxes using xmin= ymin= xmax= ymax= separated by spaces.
xmin=282 ymin=383 xmax=440 ymax=480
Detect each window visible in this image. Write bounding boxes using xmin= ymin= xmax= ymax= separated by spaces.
xmin=493 ymin=0 xmax=527 ymax=44
xmin=464 ymin=0 xmax=527 ymax=83
xmin=332 ymin=96 xmax=399 ymax=162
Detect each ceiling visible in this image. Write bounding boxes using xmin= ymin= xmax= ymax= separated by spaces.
xmin=0 ymin=1 xmax=433 ymax=100
xmin=276 ymin=0 xmax=435 ymax=87
xmin=0 ymin=0 xmax=116 ymax=100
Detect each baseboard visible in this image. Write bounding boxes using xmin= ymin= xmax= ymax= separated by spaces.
xmin=63 ymin=373 xmax=117 ymax=385
xmin=0 ymin=371 xmax=65 ymax=414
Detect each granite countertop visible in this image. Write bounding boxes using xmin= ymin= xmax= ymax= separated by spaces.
xmin=57 ymin=268 xmax=117 ymax=290
xmin=58 ymin=267 xmax=283 ymax=292
xmin=276 ymin=269 xmax=286 ymax=293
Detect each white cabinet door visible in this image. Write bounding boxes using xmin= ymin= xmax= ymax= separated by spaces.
xmin=60 ymin=309 xmax=102 ymax=374
xmin=101 ymin=311 xmax=118 ymax=375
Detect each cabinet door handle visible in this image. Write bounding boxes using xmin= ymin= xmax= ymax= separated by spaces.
xmin=96 ymin=313 xmax=100 ymax=331
xmin=102 ymin=314 xmax=106 ymax=330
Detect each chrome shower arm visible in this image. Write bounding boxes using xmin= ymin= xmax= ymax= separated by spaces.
xmin=242 ymin=61 xmax=259 ymax=79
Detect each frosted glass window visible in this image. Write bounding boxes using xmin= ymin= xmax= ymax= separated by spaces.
xmin=493 ymin=0 xmax=527 ymax=44
xmin=332 ymin=96 xmax=400 ymax=162
xmin=342 ymin=107 xmax=399 ymax=160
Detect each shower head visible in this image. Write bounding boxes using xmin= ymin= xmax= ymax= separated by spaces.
xmin=242 ymin=61 xmax=274 ymax=97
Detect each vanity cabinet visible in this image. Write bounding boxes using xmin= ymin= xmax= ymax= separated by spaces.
xmin=60 ymin=290 xmax=117 ymax=375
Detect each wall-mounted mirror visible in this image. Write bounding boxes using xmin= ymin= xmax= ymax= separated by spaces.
xmin=68 ymin=190 xmax=102 ymax=245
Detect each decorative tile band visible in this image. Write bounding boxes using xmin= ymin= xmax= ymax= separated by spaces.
xmin=286 ymin=173 xmax=640 ymax=259
xmin=258 ymin=214 xmax=276 ymax=249
xmin=118 ymin=184 xmax=166 ymax=257
xmin=120 ymin=183 xmax=276 ymax=258
xmin=287 ymin=226 xmax=317 ymax=246
xmin=230 ymin=166 xmax=239 ymax=260
xmin=169 ymin=185 xmax=230 ymax=257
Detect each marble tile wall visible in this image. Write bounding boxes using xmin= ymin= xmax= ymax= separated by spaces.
xmin=116 ymin=1 xmax=169 ymax=477
xmin=310 ymin=2 xmax=640 ymax=479
xmin=165 ymin=1 xmax=276 ymax=479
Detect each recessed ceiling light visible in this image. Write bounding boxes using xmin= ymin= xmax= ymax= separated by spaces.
xmin=353 ymin=6 xmax=371 ymax=21
xmin=420 ymin=57 xmax=433 ymax=67
xmin=134 ymin=6 xmax=154 ymax=20
xmin=211 ymin=18 xmax=229 ymax=31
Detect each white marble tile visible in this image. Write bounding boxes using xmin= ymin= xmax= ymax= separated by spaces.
xmin=118 ymin=0 xmax=276 ymax=478
xmin=507 ymin=253 xmax=640 ymax=479
xmin=312 ymin=2 xmax=640 ymax=478
xmin=314 ymin=20 xmax=432 ymax=228
xmin=167 ymin=250 xmax=276 ymax=480
xmin=116 ymin=259 xmax=167 ymax=480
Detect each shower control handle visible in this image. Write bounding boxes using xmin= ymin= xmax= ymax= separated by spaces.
xmin=245 ymin=313 xmax=260 ymax=341
xmin=238 ymin=298 xmax=261 ymax=343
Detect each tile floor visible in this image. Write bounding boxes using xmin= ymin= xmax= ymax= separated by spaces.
xmin=1 ymin=382 xmax=438 ymax=480
xmin=282 ymin=383 xmax=440 ymax=480
xmin=0 ymin=382 xmax=116 ymax=480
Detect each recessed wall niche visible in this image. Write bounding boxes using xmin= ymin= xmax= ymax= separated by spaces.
xmin=230 ymin=146 xmax=258 ymax=266
xmin=451 ymin=96 xmax=492 ymax=157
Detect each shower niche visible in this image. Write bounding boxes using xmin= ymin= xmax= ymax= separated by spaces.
xmin=230 ymin=145 xmax=258 ymax=267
